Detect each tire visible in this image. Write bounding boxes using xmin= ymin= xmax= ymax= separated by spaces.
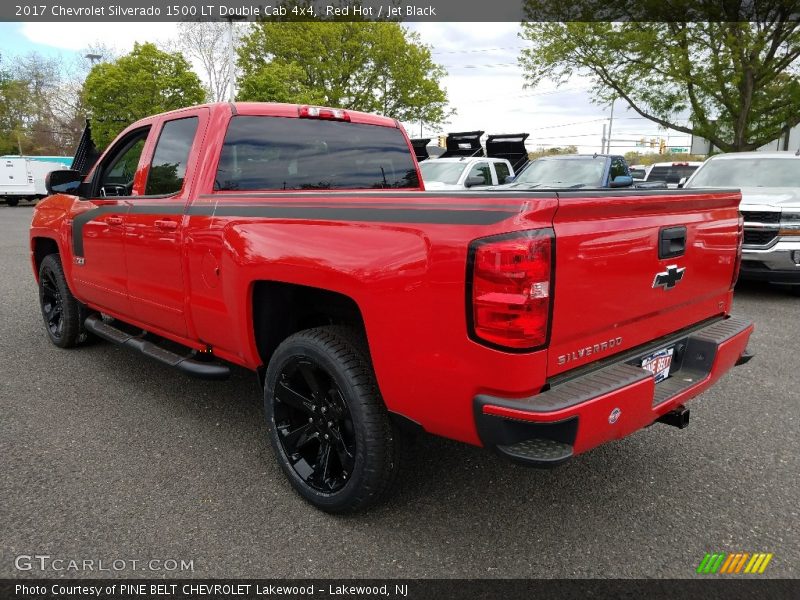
xmin=38 ymin=254 xmax=92 ymax=348
xmin=264 ymin=325 xmax=402 ymax=513
xmin=5 ymin=197 xmax=19 ymax=207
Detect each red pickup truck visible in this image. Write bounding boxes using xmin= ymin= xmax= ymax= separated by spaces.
xmin=31 ymin=102 xmax=753 ymax=513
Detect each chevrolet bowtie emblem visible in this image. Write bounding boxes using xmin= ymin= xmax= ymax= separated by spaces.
xmin=653 ymin=265 xmax=685 ymax=290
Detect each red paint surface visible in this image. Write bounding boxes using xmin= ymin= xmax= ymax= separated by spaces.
xmin=30 ymin=102 xmax=751 ymax=452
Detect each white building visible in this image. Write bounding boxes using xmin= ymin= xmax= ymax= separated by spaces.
xmin=690 ymin=124 xmax=800 ymax=155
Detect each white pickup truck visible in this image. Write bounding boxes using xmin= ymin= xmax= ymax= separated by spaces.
xmin=419 ymin=156 xmax=515 ymax=190
xmin=684 ymin=151 xmax=800 ymax=291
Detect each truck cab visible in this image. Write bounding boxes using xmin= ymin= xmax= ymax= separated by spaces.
xmin=418 ymin=156 xmax=515 ymax=190
xmin=496 ymin=154 xmax=633 ymax=189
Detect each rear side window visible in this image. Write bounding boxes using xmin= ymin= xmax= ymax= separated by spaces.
xmin=145 ymin=117 xmax=199 ymax=196
xmin=494 ymin=162 xmax=510 ymax=183
xmin=215 ymin=116 xmax=419 ymax=191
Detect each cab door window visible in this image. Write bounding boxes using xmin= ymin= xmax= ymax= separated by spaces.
xmin=467 ymin=162 xmax=491 ymax=186
xmin=95 ymin=129 xmax=149 ymax=197
xmin=609 ymin=157 xmax=627 ymax=180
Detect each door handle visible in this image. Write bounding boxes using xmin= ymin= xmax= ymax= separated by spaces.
xmin=154 ymin=219 xmax=178 ymax=231
xmin=107 ymin=216 xmax=123 ymax=226
xmin=659 ymin=226 xmax=687 ymax=259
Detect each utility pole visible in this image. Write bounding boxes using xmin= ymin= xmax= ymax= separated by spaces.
xmin=606 ymin=97 xmax=616 ymax=153
xmin=225 ymin=15 xmax=246 ymax=102
xmin=601 ymin=123 xmax=607 ymax=153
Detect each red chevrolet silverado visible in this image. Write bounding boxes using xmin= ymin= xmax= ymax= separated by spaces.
xmin=30 ymin=102 xmax=753 ymax=512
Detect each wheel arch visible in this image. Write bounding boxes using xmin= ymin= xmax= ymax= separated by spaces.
xmin=32 ymin=236 xmax=61 ymax=279
xmin=251 ymin=281 xmax=369 ymax=375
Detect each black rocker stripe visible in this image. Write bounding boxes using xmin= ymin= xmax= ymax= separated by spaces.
xmin=184 ymin=204 xmax=518 ymax=224
xmin=71 ymin=201 xmax=520 ymax=257
xmin=71 ymin=204 xmax=186 ymax=256
xmin=199 ymin=191 xmax=555 ymax=202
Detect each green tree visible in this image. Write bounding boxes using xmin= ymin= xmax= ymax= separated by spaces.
xmin=82 ymin=42 xmax=206 ymax=149
xmin=527 ymin=145 xmax=578 ymax=160
xmin=520 ymin=5 xmax=800 ymax=152
xmin=236 ymin=21 xmax=452 ymax=129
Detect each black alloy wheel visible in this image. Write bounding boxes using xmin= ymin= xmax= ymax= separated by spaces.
xmin=38 ymin=253 xmax=92 ymax=348
xmin=273 ymin=356 xmax=357 ymax=493
xmin=40 ymin=266 xmax=65 ymax=341
xmin=264 ymin=326 xmax=403 ymax=513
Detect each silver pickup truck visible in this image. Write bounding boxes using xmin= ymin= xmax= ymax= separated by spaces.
xmin=684 ymin=151 xmax=800 ymax=291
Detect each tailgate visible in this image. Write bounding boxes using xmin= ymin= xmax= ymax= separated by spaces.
xmin=548 ymin=189 xmax=742 ymax=377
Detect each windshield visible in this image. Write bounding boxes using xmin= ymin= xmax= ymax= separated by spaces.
xmin=515 ymin=157 xmax=605 ymax=187
xmin=419 ymin=161 xmax=466 ymax=185
xmin=688 ymin=158 xmax=800 ymax=188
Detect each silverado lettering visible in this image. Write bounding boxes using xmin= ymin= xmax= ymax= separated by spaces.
xmin=30 ymin=102 xmax=754 ymax=513
xmin=557 ymin=337 xmax=623 ymax=366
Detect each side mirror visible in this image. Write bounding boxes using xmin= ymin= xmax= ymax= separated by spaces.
xmin=464 ymin=175 xmax=485 ymax=188
xmin=665 ymin=173 xmax=681 ymax=185
xmin=45 ymin=169 xmax=83 ymax=195
xmin=677 ymin=177 xmax=687 ymax=189
xmin=609 ymin=175 xmax=633 ymax=188
xmin=504 ymin=175 xmax=515 ymax=184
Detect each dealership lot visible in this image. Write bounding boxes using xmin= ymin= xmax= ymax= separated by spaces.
xmin=1 ymin=204 xmax=797 ymax=578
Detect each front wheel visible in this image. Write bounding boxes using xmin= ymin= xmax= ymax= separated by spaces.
xmin=5 ymin=197 xmax=19 ymax=207
xmin=264 ymin=326 xmax=402 ymax=513
xmin=38 ymin=254 xmax=91 ymax=348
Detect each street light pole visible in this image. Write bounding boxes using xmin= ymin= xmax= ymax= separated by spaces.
xmin=606 ymin=97 xmax=616 ymax=153
xmin=225 ymin=16 xmax=246 ymax=102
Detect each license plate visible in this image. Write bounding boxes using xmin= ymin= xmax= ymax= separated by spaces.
xmin=641 ymin=347 xmax=674 ymax=383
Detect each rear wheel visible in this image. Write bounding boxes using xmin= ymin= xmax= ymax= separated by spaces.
xmin=5 ymin=197 xmax=19 ymax=207
xmin=264 ymin=326 xmax=402 ymax=513
xmin=38 ymin=254 xmax=92 ymax=348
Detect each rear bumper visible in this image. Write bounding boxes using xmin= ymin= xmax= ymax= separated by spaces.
xmin=474 ymin=316 xmax=754 ymax=467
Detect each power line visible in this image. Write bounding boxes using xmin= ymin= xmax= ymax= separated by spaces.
xmin=471 ymin=87 xmax=590 ymax=104
xmin=432 ymin=46 xmax=526 ymax=55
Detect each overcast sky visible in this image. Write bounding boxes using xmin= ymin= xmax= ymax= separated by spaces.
xmin=1 ymin=21 xmax=692 ymax=154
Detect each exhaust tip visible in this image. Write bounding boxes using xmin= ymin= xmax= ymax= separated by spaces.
xmin=657 ymin=405 xmax=690 ymax=429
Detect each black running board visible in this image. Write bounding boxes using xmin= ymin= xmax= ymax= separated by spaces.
xmin=84 ymin=315 xmax=230 ymax=380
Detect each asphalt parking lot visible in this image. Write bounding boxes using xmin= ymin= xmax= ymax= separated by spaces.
xmin=1 ymin=203 xmax=798 ymax=579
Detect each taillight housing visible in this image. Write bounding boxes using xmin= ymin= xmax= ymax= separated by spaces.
xmin=298 ymin=105 xmax=351 ymax=121
xmin=467 ymin=229 xmax=554 ymax=351
xmin=731 ymin=214 xmax=744 ymax=290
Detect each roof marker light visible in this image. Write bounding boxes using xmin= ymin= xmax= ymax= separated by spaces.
xmin=298 ymin=105 xmax=350 ymax=121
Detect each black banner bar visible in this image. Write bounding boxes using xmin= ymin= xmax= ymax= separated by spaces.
xmin=4 ymin=0 xmax=800 ymax=22
xmin=2 ymin=579 xmax=799 ymax=600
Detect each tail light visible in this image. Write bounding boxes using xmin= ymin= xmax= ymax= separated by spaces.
xmin=731 ymin=215 xmax=744 ymax=290
xmin=467 ymin=229 xmax=554 ymax=351
xmin=298 ymin=105 xmax=350 ymax=121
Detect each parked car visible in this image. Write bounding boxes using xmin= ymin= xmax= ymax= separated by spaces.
xmin=684 ymin=151 xmax=800 ymax=291
xmin=644 ymin=161 xmax=703 ymax=188
xmin=1 ymin=156 xmax=70 ymax=206
xmin=31 ymin=102 xmax=753 ymax=513
xmin=419 ymin=156 xmax=515 ymax=189
xmin=494 ymin=154 xmax=633 ymax=189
